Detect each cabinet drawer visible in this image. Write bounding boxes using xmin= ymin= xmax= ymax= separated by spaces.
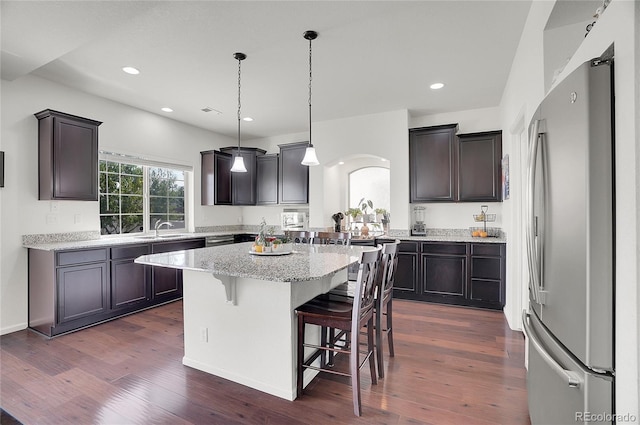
xmin=471 ymin=257 xmax=502 ymax=280
xmin=471 ymin=243 xmax=503 ymax=257
xmin=421 ymin=242 xmax=466 ymax=255
xmin=111 ymin=244 xmax=150 ymax=260
xmin=470 ymin=278 xmax=503 ymax=303
xmin=57 ymin=248 xmax=108 ymax=266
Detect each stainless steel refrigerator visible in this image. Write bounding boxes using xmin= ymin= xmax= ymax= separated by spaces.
xmin=522 ymin=50 xmax=615 ymax=425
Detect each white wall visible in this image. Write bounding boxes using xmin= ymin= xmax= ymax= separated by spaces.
xmin=243 ymin=110 xmax=410 ymax=231
xmin=499 ymin=0 xmax=639 ymax=418
xmin=0 ymin=75 xmax=237 ymax=334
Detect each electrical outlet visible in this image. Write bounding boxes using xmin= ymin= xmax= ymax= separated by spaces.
xmin=199 ymin=327 xmax=208 ymax=343
xmin=237 ymin=215 xmax=242 ymax=223
xmin=46 ymin=214 xmax=57 ymax=224
xmin=74 ymin=214 xmax=82 ymax=224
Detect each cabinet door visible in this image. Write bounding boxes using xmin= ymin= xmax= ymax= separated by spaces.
xmin=421 ymin=254 xmax=467 ymax=298
xmin=457 ymin=131 xmax=502 ymax=202
xmin=151 ymin=239 xmax=205 ymax=301
xmin=230 ymin=150 xmax=257 ymax=205
xmin=409 ymin=124 xmax=458 ymax=202
xmin=56 ymin=262 xmax=108 ymax=324
xmin=421 ymin=242 xmax=468 ymax=300
xmin=35 ymin=110 xmax=102 ymax=201
xmin=111 ymin=259 xmax=150 ymax=310
xmin=256 ymin=154 xmax=279 ymax=205
xmin=279 ymin=142 xmax=309 ymax=204
xmin=111 ymin=244 xmax=150 ymax=309
xmin=201 ymin=151 xmax=215 ymax=206
xmin=202 ymin=150 xmax=234 ymax=205
xmin=152 ymin=267 xmax=182 ymax=300
xmin=394 ymin=252 xmax=419 ymax=295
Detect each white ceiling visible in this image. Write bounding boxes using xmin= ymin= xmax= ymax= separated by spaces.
xmin=1 ymin=1 xmax=532 ymax=140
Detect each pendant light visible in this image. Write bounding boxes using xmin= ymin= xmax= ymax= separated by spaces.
xmin=231 ymin=52 xmax=248 ymax=173
xmin=301 ymin=30 xmax=320 ymax=166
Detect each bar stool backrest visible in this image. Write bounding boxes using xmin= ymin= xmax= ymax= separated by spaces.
xmin=285 ymin=231 xmax=315 ymax=244
xmin=353 ymin=247 xmax=382 ymax=322
xmin=316 ymin=231 xmax=352 ymax=246
xmin=378 ymin=240 xmax=400 ymax=302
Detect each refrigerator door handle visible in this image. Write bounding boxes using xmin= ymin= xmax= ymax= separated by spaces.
xmin=522 ymin=311 xmax=582 ymax=388
xmin=526 ymin=119 xmax=544 ymax=304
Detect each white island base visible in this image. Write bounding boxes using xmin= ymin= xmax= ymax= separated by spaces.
xmin=181 ymin=268 xmax=348 ymax=401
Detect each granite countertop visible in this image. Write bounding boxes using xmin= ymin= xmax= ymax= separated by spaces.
xmin=22 ymin=231 xmax=236 ymax=251
xmin=135 ymin=242 xmax=367 ymax=282
xmin=22 ymin=228 xmax=505 ymax=251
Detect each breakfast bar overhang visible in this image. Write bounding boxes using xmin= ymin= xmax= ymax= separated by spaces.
xmin=135 ymin=242 xmax=366 ymax=401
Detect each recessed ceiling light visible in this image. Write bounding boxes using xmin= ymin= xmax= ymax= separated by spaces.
xmin=243 ymin=117 xmax=254 ymax=122
xmin=338 ymin=161 xmax=345 ymax=165
xmin=430 ymin=82 xmax=445 ymax=90
xmin=122 ymin=66 xmax=140 ymax=75
xmin=161 ymin=107 xmax=173 ymax=112
xmin=381 ymin=158 xmax=387 ymax=162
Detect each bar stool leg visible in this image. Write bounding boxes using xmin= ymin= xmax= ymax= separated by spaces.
xmin=297 ymin=315 xmax=305 ymax=397
xmin=350 ymin=323 xmax=362 ymax=416
xmin=387 ymin=298 xmax=395 ymax=357
xmin=376 ymin=303 xmax=385 ymax=379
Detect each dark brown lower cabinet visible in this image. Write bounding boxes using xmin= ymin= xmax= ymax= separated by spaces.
xmin=110 ymin=244 xmax=150 ymax=311
xmin=390 ymin=240 xmax=505 ymax=310
xmin=56 ymin=261 xmax=109 ymax=323
xmin=28 ymin=237 xmax=205 ymax=337
xmin=150 ymin=238 xmax=205 ymax=302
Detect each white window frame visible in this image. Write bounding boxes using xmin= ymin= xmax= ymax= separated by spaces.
xmin=99 ymin=151 xmax=193 ymax=237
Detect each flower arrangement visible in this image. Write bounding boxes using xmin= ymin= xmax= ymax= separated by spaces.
xmin=252 ymin=218 xmax=292 ymax=253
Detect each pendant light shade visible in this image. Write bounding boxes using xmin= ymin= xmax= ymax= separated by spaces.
xmin=301 ymin=30 xmax=319 ymax=167
xmin=231 ymin=52 xmax=248 ymax=173
xmin=301 ymin=146 xmax=319 ymax=166
xmin=230 ymin=155 xmax=247 ymax=172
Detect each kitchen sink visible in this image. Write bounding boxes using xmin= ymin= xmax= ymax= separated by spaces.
xmin=134 ymin=234 xmax=190 ymax=240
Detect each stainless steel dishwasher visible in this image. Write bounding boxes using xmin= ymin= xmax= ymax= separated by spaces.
xmin=205 ymin=235 xmax=235 ymax=247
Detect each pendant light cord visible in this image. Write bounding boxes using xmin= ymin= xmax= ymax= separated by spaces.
xmin=237 ymin=56 xmax=242 ymax=153
xmin=308 ymin=35 xmax=312 ymax=146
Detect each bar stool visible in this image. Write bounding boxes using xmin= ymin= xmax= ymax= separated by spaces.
xmin=295 ymin=247 xmax=381 ymax=416
xmin=373 ymin=240 xmax=399 ymax=378
xmin=315 ymin=231 xmax=351 ymax=246
xmin=328 ymin=239 xmax=400 ymax=378
xmin=285 ymin=230 xmax=315 ymax=244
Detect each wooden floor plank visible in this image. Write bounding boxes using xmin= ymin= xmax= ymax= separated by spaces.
xmin=0 ymin=299 xmax=530 ymax=424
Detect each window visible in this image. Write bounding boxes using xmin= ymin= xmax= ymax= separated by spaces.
xmin=348 ymin=167 xmax=390 ymax=213
xmin=99 ymin=159 xmax=187 ymax=235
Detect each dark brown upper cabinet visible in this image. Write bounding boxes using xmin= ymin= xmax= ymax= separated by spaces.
xmin=278 ymin=142 xmax=309 ymax=204
xmin=409 ymin=124 xmax=458 ymax=202
xmin=409 ymin=125 xmax=502 ymax=203
xmin=457 ymin=131 xmax=502 ymax=202
xmin=221 ymin=147 xmax=266 ymax=206
xmin=201 ymin=150 xmax=232 ymax=205
xmin=201 ymin=148 xmax=266 ymax=206
xmin=256 ymin=154 xmax=279 ymax=205
xmin=35 ymin=109 xmax=102 ymax=201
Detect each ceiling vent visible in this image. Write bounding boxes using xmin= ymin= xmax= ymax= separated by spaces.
xmin=201 ymin=107 xmax=222 ymax=114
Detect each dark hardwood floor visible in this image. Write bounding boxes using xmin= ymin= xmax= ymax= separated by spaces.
xmin=0 ymin=300 xmax=530 ymax=424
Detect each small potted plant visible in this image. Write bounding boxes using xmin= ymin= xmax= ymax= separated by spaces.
xmin=279 ymin=234 xmax=293 ymax=252
xmin=359 ymin=198 xmax=374 ymax=223
xmin=375 ymin=208 xmax=387 ymax=223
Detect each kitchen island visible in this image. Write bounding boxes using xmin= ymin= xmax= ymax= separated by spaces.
xmin=135 ymin=242 xmax=367 ymax=401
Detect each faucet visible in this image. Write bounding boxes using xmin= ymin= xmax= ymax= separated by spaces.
xmin=154 ymin=220 xmax=173 ymax=237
